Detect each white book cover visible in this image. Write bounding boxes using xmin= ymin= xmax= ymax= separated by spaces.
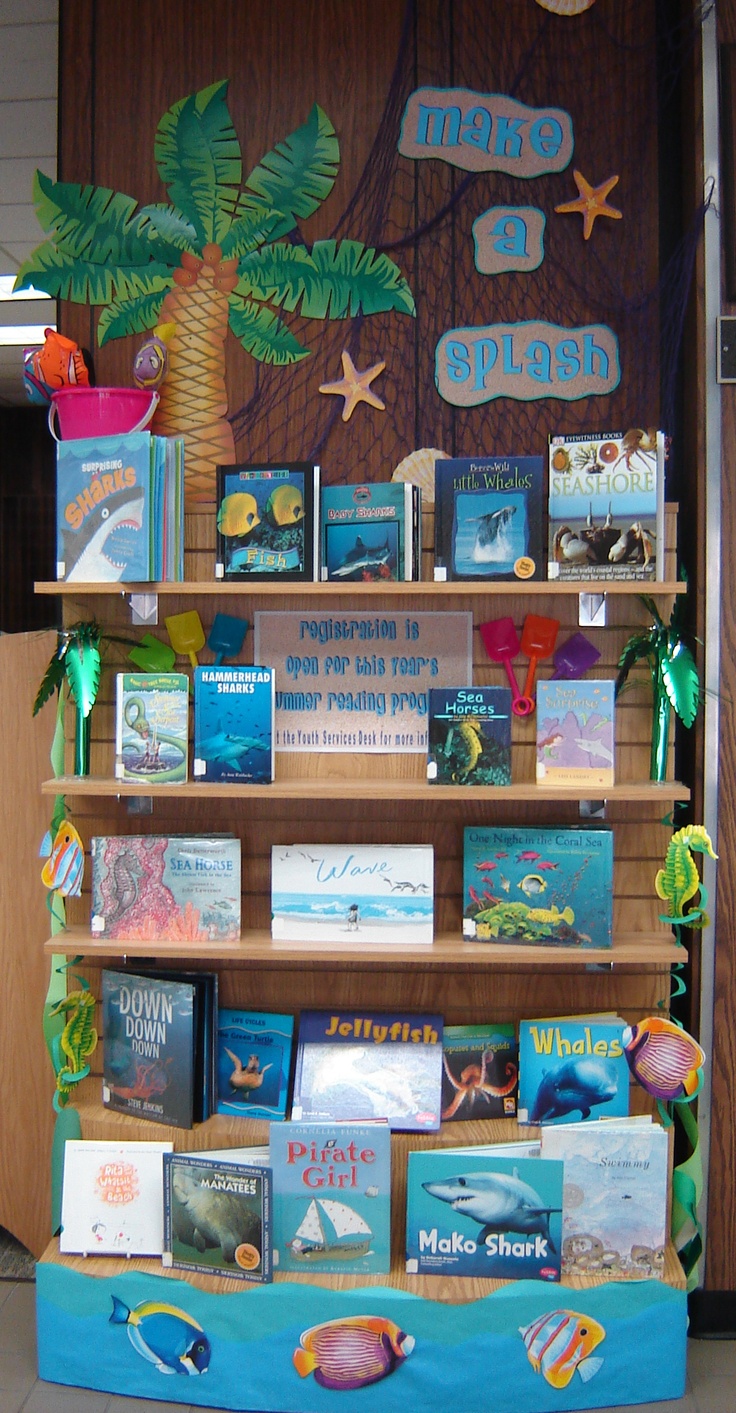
xmin=541 ymin=1120 xmax=669 ymax=1280
xmin=271 ymin=844 xmax=434 ymax=943
xmin=60 ymin=1139 xmax=173 ymax=1256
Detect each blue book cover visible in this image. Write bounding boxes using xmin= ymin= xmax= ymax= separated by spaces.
xmin=406 ymin=1147 xmax=563 ymax=1280
xmin=269 ymin=1121 xmax=391 ymax=1274
xmin=427 ymin=686 xmax=512 ymax=785
xmin=193 ymin=666 xmax=274 ymax=783
xmin=216 ymin=1009 xmax=294 ymax=1120
xmin=441 ymin=1023 xmax=518 ymax=1121
xmin=56 ymin=431 xmax=152 ymax=582
xmin=463 ymin=825 xmax=613 ymax=948
xmin=115 ymin=672 xmax=189 ymax=784
xmin=434 ymin=456 xmax=545 ymax=583
xmin=536 ymin=679 xmax=615 ymax=789
xmin=518 ymin=1015 xmax=630 ymax=1126
xmin=320 ymin=481 xmax=413 ymax=581
xmin=102 ymin=969 xmax=197 ymax=1129
xmin=216 ymin=463 xmax=319 ymax=581
xmin=292 ymin=1010 xmax=443 ymax=1131
xmin=163 ymin=1151 xmax=272 ymax=1282
xmin=271 ymin=844 xmax=434 ymax=944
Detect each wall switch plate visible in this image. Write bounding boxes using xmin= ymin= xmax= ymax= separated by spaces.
xmin=717 ymin=317 xmax=736 ymax=381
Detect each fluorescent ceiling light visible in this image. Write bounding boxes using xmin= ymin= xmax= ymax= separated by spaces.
xmin=0 ymin=324 xmax=56 ymax=346
xmin=0 ymin=276 xmax=53 ymax=302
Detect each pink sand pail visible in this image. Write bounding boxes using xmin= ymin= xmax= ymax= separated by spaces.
xmin=48 ymin=386 xmax=159 ymax=440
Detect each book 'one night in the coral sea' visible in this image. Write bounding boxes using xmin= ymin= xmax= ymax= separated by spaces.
xmin=215 ymin=462 xmax=319 ymax=581
xmin=463 ymin=824 xmax=613 ymax=948
xmin=518 ymin=1013 xmax=630 ymax=1126
xmin=115 ymin=672 xmax=189 ymax=784
xmin=291 ymin=1010 xmax=444 ymax=1131
xmin=427 ymin=686 xmax=512 ymax=784
xmin=91 ymin=834 xmax=241 ymax=943
xmin=547 ymin=429 xmax=665 ymax=581
xmin=216 ymin=1009 xmax=294 ymax=1120
xmin=163 ymin=1151 xmax=272 ymax=1283
xmin=55 ymin=431 xmax=152 ymax=583
xmin=434 ymin=455 xmax=545 ymax=582
xmin=536 ymin=679 xmax=615 ymax=789
xmin=60 ymin=1139 xmax=173 ymax=1257
xmin=270 ymin=1120 xmax=391 ymax=1274
xmin=271 ymin=843 xmax=434 ymax=943
xmin=193 ymin=665 xmax=274 ymax=783
xmin=541 ymin=1118 xmax=669 ymax=1280
xmin=101 ymin=968 xmax=217 ymax=1129
xmin=441 ymin=1023 xmax=518 ymax=1121
xmin=406 ymin=1144 xmax=563 ymax=1280
xmin=319 ymin=480 xmax=418 ymax=581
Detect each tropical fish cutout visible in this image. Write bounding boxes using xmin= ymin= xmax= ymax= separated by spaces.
xmin=293 ymin=1315 xmax=414 ymax=1390
xmin=40 ymin=820 xmax=84 ymax=897
xmin=520 ymin=1308 xmax=605 ymax=1389
xmin=133 ymin=322 xmax=175 ymax=389
xmin=623 ymin=1016 xmax=705 ymax=1102
xmin=23 ymin=328 xmax=89 ymax=405
xmin=110 ymin=1295 xmax=211 ymax=1375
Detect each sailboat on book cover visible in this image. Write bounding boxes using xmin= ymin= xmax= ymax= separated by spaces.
xmin=289 ymin=1197 xmax=373 ymax=1263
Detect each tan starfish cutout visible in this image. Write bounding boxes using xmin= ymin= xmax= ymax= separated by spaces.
xmin=555 ymin=170 xmax=622 ymax=240
xmin=319 ymin=349 xmax=386 ymax=422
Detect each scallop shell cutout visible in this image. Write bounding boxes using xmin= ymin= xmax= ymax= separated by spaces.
xmin=391 ymin=447 xmax=450 ymax=506
xmin=535 ymin=0 xmax=595 ymax=13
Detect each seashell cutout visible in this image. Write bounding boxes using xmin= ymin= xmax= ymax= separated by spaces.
xmin=535 ymin=0 xmax=595 ymax=13
xmin=391 ymin=447 xmax=449 ymax=506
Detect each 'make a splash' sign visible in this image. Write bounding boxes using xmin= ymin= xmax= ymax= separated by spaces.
xmin=436 ymin=321 xmax=621 ymax=405
xmin=399 ymin=88 xmax=573 ymax=176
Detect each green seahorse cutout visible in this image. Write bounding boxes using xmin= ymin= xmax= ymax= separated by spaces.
xmin=655 ymin=825 xmax=717 ymax=927
xmin=48 ymin=987 xmax=98 ymax=1108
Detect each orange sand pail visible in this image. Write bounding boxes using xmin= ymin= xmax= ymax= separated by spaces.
xmin=48 ymin=387 xmax=159 ymax=440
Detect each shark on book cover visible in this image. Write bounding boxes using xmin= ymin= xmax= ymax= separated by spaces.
xmin=55 ymin=431 xmax=153 ymax=583
xmin=193 ymin=666 xmax=274 ymax=783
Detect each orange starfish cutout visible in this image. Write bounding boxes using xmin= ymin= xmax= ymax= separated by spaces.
xmin=555 ymin=170 xmax=622 ymax=240
xmin=319 ymin=349 xmax=386 ymax=422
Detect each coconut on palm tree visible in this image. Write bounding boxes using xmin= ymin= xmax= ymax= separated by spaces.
xmin=15 ymin=80 xmax=416 ymax=502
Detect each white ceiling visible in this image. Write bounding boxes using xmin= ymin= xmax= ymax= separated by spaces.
xmin=0 ymin=0 xmax=58 ymax=407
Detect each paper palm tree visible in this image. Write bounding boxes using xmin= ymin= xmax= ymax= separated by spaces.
xmin=615 ymin=591 xmax=700 ymax=781
xmin=15 ymin=81 xmax=416 ymax=501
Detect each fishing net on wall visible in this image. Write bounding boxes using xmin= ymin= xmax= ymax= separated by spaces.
xmin=229 ymin=0 xmax=712 ymax=482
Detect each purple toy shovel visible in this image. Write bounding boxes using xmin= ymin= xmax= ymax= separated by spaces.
xmin=551 ymin=631 xmax=601 ymax=679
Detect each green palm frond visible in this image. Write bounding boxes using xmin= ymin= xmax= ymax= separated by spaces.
xmin=662 ymin=640 xmax=700 ymax=727
xmin=615 ymin=634 xmax=654 ymax=697
xmin=154 ymin=79 xmax=241 ymax=246
xmin=15 ymin=243 xmax=174 ymax=305
xmin=298 ymin=239 xmax=417 ymax=319
xmin=64 ymin=627 xmax=101 ymax=719
xmin=98 ymin=280 xmax=172 ymax=345
xmin=138 ymin=203 xmax=199 ymax=251
xmin=33 ymin=648 xmax=67 ymax=716
xmin=235 ymin=243 xmax=318 ymax=308
xmin=228 ymin=297 xmax=310 ymax=364
xmin=220 ymin=198 xmax=284 ymax=260
xmin=244 ymin=104 xmax=339 ymax=240
xmin=29 ymin=171 xmax=183 ymax=267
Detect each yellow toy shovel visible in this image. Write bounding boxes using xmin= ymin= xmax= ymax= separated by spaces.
xmin=165 ymin=609 xmax=205 ymax=668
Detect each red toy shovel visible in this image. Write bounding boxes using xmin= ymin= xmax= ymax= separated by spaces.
xmin=520 ymin=612 xmax=560 ymax=707
xmin=478 ymin=617 xmax=535 ymax=717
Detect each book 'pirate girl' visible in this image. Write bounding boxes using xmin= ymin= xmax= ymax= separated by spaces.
xmin=271 ymin=844 xmax=434 ymax=944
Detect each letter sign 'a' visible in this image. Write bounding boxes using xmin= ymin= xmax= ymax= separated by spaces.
xmin=473 ymin=207 xmax=546 ymax=274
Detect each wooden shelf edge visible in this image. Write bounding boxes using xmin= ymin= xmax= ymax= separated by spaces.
xmin=44 ymin=926 xmax=683 ymax=968
xmin=38 ymin=1236 xmax=687 ymax=1298
xmin=35 ymin=579 xmax=687 ymax=597
xmin=41 ymin=775 xmax=692 ymax=803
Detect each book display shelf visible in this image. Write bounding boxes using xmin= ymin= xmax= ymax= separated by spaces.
xmin=31 ymin=506 xmax=689 ymax=1411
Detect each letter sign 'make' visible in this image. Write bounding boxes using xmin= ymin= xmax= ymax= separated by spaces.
xmin=399 ymin=87 xmax=573 ymax=176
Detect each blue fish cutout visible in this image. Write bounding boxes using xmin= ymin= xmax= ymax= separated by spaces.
xmin=110 ymin=1295 xmax=211 ymax=1376
xmin=40 ymin=821 xmax=84 ymax=897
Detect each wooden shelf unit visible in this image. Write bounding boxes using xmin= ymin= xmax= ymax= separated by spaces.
xmin=42 ymin=774 xmax=691 ymax=802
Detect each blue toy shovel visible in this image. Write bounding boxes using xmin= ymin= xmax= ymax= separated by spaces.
xmin=207 ymin=612 xmax=249 ymax=665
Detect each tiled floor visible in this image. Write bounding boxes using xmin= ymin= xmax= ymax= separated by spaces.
xmin=0 ymin=1276 xmax=733 ymax=1413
